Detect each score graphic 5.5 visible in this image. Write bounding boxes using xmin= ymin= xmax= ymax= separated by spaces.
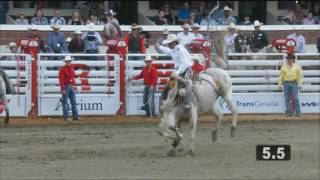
xmin=256 ymin=145 xmax=291 ymax=161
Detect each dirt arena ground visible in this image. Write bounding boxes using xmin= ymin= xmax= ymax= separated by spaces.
xmin=0 ymin=114 xmax=319 ymax=180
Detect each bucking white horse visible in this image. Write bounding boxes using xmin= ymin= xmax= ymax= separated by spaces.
xmin=158 ymin=67 xmax=238 ymax=156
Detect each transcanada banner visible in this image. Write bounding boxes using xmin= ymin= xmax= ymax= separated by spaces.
xmin=217 ymin=93 xmax=320 ymax=114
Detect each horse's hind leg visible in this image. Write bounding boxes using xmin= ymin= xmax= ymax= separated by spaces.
xmin=4 ymin=108 xmax=9 ymax=125
xmin=187 ymin=109 xmax=197 ymax=156
xmin=211 ymin=103 xmax=223 ymax=143
xmin=223 ymin=91 xmax=238 ymax=138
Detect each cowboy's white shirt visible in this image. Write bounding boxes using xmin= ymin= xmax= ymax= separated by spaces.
xmin=158 ymin=44 xmax=193 ymax=75
xmin=177 ymin=32 xmax=195 ymax=47
xmin=224 ymin=32 xmax=238 ymax=54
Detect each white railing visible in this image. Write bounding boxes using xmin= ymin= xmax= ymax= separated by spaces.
xmin=0 ymin=54 xmax=32 ymax=116
xmin=37 ymin=53 xmax=121 ymax=116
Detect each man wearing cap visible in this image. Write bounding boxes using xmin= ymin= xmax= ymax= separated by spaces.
xmin=191 ymin=23 xmax=204 ymax=39
xmin=50 ymin=9 xmax=66 ymax=25
xmin=124 ymin=23 xmax=146 ymax=60
xmin=177 ymin=23 xmax=195 ymax=47
xmin=128 ymin=56 xmax=158 ymax=117
xmin=48 ymin=23 xmax=67 ymax=54
xmin=234 ymin=27 xmax=251 ymax=53
xmin=224 ymin=23 xmax=238 ymax=55
xmin=59 ymin=56 xmax=79 ymax=121
xmin=15 ymin=11 xmax=29 ymax=25
xmin=0 ymin=43 xmax=19 ymax=63
xmin=81 ymin=23 xmax=103 ymax=54
xmin=155 ymin=34 xmax=194 ymax=109
xmin=68 ymin=29 xmax=84 ymax=53
xmin=250 ymin=20 xmax=269 ymax=52
xmin=287 ymin=27 xmax=306 ymax=53
xmin=156 ymin=29 xmax=169 ymax=46
xmin=101 ymin=9 xmax=119 ymax=25
xmin=217 ymin=6 xmax=236 ymax=25
xmin=278 ymin=53 xmax=303 ymax=117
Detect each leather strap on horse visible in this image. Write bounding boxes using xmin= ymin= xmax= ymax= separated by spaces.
xmin=197 ymin=73 xmax=220 ymax=96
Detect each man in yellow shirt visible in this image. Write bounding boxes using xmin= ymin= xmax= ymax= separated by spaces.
xmin=278 ymin=53 xmax=303 ymax=117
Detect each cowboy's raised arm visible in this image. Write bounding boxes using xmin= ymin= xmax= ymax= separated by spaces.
xmin=155 ymin=43 xmax=171 ymax=55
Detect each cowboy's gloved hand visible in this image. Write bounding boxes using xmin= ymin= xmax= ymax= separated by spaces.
xmin=170 ymin=72 xmax=178 ymax=79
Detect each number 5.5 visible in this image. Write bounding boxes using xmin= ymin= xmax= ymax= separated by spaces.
xmin=262 ymin=147 xmax=271 ymax=159
xmin=277 ymin=147 xmax=285 ymax=159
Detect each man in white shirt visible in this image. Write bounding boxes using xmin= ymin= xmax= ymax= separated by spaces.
xmin=224 ymin=23 xmax=238 ymax=55
xmin=191 ymin=23 xmax=204 ymax=39
xmin=15 ymin=11 xmax=29 ymax=25
xmin=287 ymin=27 xmax=306 ymax=53
xmin=177 ymin=23 xmax=195 ymax=47
xmin=155 ymin=34 xmax=194 ymax=108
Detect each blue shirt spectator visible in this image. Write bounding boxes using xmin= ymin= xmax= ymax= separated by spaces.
xmin=31 ymin=9 xmax=48 ymax=25
xmin=50 ymin=9 xmax=66 ymax=25
xmin=81 ymin=23 xmax=103 ymax=53
xmin=217 ymin=6 xmax=236 ymax=25
xmin=47 ymin=24 xmax=67 ymax=53
xmin=200 ymin=13 xmax=218 ymax=26
xmin=178 ymin=2 xmax=192 ymax=24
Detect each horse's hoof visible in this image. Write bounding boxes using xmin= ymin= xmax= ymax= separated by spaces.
xmin=212 ymin=130 xmax=218 ymax=143
xmin=156 ymin=130 xmax=164 ymax=136
xmin=167 ymin=149 xmax=176 ymax=157
xmin=176 ymin=142 xmax=184 ymax=152
xmin=187 ymin=150 xmax=195 ymax=157
xmin=230 ymin=127 xmax=236 ymax=138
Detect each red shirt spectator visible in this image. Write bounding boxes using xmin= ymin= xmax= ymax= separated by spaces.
xmin=59 ymin=60 xmax=76 ymax=91
xmin=124 ymin=23 xmax=146 ymax=54
xmin=131 ymin=59 xmax=158 ymax=87
xmin=192 ymin=62 xmax=204 ymax=73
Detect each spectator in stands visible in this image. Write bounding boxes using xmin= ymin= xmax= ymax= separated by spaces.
xmin=163 ymin=3 xmax=175 ymax=25
xmin=194 ymin=1 xmax=207 ymax=24
xmin=250 ymin=20 xmax=269 ymax=52
xmin=15 ymin=11 xmax=29 ymax=25
xmin=188 ymin=12 xmax=197 ymax=26
xmin=155 ymin=9 xmax=168 ymax=25
xmin=31 ymin=8 xmax=48 ymax=25
xmin=50 ymin=9 xmax=66 ymax=25
xmin=224 ymin=23 xmax=238 ymax=55
xmin=156 ymin=29 xmax=169 ymax=46
xmin=191 ymin=55 xmax=204 ymax=74
xmin=177 ymin=23 xmax=195 ymax=47
xmin=210 ymin=1 xmax=224 ymax=22
xmin=68 ymin=10 xmax=83 ymax=25
xmin=48 ymin=24 xmax=68 ymax=55
xmin=25 ymin=25 xmax=46 ymax=53
xmin=283 ymin=9 xmax=296 ymax=25
xmin=312 ymin=3 xmax=320 ymax=18
xmin=293 ymin=3 xmax=305 ymax=24
xmin=317 ymin=37 xmax=320 ymax=53
xmin=81 ymin=23 xmax=103 ymax=54
xmin=238 ymin=15 xmax=252 ymax=25
xmin=68 ymin=29 xmax=84 ymax=53
xmin=103 ymin=10 xmax=119 ymax=25
xmin=200 ymin=13 xmax=218 ymax=26
xmin=278 ymin=53 xmax=303 ymax=117
xmin=191 ymin=23 xmax=204 ymax=39
xmin=287 ymin=27 xmax=306 ymax=53
xmin=59 ymin=56 xmax=79 ymax=122
xmin=128 ymin=56 xmax=158 ymax=118
xmin=217 ymin=6 xmax=236 ymax=25
xmin=124 ymin=23 xmax=146 ymax=60
xmin=303 ymin=11 xmax=316 ymax=25
xmin=178 ymin=2 xmax=192 ymax=25
xmin=86 ymin=13 xmax=102 ymax=25
xmin=0 ymin=1 xmax=9 ymax=24
xmin=234 ymin=26 xmax=251 ymax=53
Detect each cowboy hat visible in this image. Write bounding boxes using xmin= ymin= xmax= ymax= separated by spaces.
xmin=144 ymin=55 xmax=153 ymax=62
xmin=66 ymin=37 xmax=72 ymax=43
xmin=191 ymin=23 xmax=201 ymax=29
xmin=228 ymin=23 xmax=236 ymax=29
xmin=105 ymin=9 xmax=116 ymax=16
xmin=253 ymin=20 xmax=263 ymax=27
xmin=162 ymin=34 xmax=180 ymax=44
xmin=8 ymin=42 xmax=18 ymax=48
xmin=224 ymin=6 xmax=232 ymax=11
xmin=74 ymin=29 xmax=82 ymax=34
xmin=131 ymin=23 xmax=140 ymax=29
xmin=193 ymin=55 xmax=201 ymax=61
xmin=163 ymin=28 xmax=169 ymax=34
xmin=51 ymin=23 xmax=61 ymax=29
xmin=181 ymin=23 xmax=190 ymax=29
xmin=27 ymin=24 xmax=38 ymax=31
xmin=87 ymin=23 xmax=95 ymax=31
xmin=64 ymin=56 xmax=73 ymax=62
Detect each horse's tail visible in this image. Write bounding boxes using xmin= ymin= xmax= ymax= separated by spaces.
xmin=212 ymin=31 xmax=228 ymax=70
